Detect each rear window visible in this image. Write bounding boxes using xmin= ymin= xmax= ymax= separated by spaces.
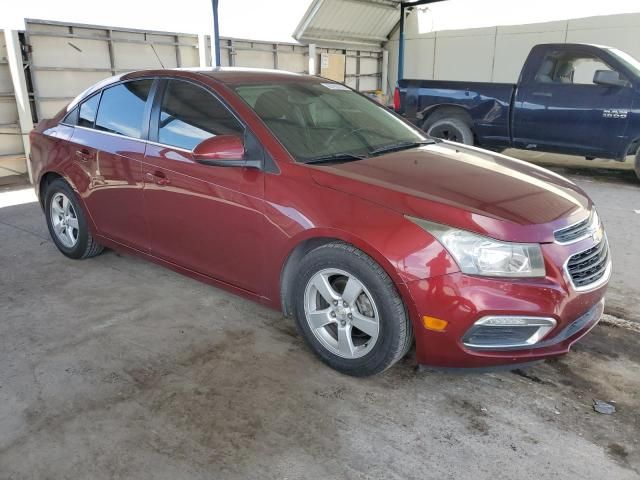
xmin=95 ymin=80 xmax=153 ymax=138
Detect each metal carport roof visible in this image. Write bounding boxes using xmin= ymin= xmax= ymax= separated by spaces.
xmin=294 ymin=0 xmax=446 ymax=77
xmin=293 ymin=0 xmax=403 ymax=50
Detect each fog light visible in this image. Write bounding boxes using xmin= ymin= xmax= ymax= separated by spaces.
xmin=462 ymin=316 xmax=556 ymax=350
xmin=423 ymin=315 xmax=448 ymax=332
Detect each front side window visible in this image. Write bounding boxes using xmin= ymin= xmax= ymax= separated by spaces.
xmin=158 ymin=80 xmax=244 ymax=150
xmin=232 ymin=82 xmax=425 ymax=163
xmin=78 ymin=94 xmax=100 ymax=128
xmin=535 ymin=51 xmax=625 ymax=86
xmin=95 ymin=79 xmax=153 ymax=138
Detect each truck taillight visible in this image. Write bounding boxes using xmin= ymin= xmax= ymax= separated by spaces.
xmin=393 ymin=87 xmax=400 ymax=111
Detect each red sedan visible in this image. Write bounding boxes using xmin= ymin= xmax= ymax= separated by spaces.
xmin=29 ymin=69 xmax=610 ymax=376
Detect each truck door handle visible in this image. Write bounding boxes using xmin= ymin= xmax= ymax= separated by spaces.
xmin=145 ymin=171 xmax=171 ymax=186
xmin=75 ymin=148 xmax=93 ymax=162
xmin=531 ymin=92 xmax=552 ymax=97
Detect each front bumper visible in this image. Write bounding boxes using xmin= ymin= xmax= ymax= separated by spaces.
xmin=406 ymin=270 xmax=608 ymax=368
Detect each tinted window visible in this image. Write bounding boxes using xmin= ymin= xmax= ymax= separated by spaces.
xmin=95 ymin=80 xmax=153 ymax=138
xmin=63 ymin=107 xmax=79 ymax=126
xmin=233 ymin=82 xmax=424 ymax=162
xmin=78 ymin=94 xmax=100 ymax=128
xmin=158 ymin=80 xmax=244 ymax=150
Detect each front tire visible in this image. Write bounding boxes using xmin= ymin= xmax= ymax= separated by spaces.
xmin=44 ymin=178 xmax=103 ymax=259
xmin=292 ymin=242 xmax=413 ymax=377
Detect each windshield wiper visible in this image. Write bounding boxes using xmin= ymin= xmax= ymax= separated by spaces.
xmin=304 ymin=152 xmax=367 ymax=165
xmin=368 ymin=140 xmax=434 ymax=156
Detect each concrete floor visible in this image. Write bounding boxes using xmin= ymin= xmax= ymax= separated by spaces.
xmin=1 ymin=158 xmax=639 ymax=479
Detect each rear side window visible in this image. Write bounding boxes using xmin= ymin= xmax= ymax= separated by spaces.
xmin=157 ymin=80 xmax=244 ymax=150
xmin=62 ymin=107 xmax=79 ymax=126
xmin=78 ymin=94 xmax=100 ymax=128
xmin=95 ymin=79 xmax=153 ymax=138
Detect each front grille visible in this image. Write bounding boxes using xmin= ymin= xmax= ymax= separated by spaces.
xmin=566 ymin=238 xmax=609 ymax=288
xmin=554 ymin=213 xmax=592 ymax=243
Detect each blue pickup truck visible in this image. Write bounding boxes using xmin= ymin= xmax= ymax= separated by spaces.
xmin=394 ymin=43 xmax=640 ymax=180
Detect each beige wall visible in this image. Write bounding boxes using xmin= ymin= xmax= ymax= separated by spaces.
xmin=386 ymin=12 xmax=640 ymax=86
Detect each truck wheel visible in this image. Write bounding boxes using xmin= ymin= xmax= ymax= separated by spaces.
xmin=426 ymin=117 xmax=474 ymax=145
xmin=635 ymin=151 xmax=640 ymax=182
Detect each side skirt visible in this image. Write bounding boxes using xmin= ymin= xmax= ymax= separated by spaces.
xmin=95 ymin=234 xmax=278 ymax=310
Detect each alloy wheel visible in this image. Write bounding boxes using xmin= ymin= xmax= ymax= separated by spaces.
xmin=304 ymin=268 xmax=380 ymax=359
xmin=50 ymin=192 xmax=79 ymax=248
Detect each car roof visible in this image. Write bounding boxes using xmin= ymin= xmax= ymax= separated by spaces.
xmin=66 ymin=67 xmax=325 ymax=111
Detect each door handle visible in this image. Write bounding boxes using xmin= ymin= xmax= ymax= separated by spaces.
xmin=531 ymin=92 xmax=553 ymax=97
xmin=75 ymin=148 xmax=93 ymax=162
xmin=145 ymin=171 xmax=171 ymax=186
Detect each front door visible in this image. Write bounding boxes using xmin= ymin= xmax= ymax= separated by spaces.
xmin=513 ymin=48 xmax=633 ymax=158
xmin=143 ymin=79 xmax=265 ymax=293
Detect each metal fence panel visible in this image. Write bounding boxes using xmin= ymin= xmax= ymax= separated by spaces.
xmin=0 ymin=30 xmax=27 ymax=180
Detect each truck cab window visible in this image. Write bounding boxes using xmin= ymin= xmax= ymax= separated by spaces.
xmin=536 ymin=52 xmax=625 ymax=86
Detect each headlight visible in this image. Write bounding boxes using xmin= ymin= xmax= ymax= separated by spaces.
xmin=406 ymin=216 xmax=546 ymax=277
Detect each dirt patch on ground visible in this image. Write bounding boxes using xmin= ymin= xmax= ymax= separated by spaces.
xmin=514 ymin=324 xmax=640 ymax=472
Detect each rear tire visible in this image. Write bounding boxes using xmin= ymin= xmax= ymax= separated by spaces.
xmin=44 ymin=178 xmax=104 ymax=259
xmin=635 ymin=151 xmax=640 ymax=182
xmin=425 ymin=116 xmax=474 ymax=145
xmin=292 ymin=242 xmax=413 ymax=377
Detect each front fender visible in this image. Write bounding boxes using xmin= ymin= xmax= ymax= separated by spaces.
xmin=261 ymin=177 xmax=459 ymax=323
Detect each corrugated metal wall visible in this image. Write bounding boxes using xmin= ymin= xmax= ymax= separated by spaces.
xmin=387 ymin=12 xmax=640 ymax=86
xmin=25 ymin=20 xmax=202 ymax=120
xmin=0 ymin=19 xmax=383 ymax=183
xmin=0 ymin=31 xmax=27 ymax=181
xmin=25 ymin=19 xmax=383 ymax=121
xmin=217 ymin=38 xmax=382 ymax=91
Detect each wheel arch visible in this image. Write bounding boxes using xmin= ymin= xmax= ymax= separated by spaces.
xmin=38 ymin=171 xmax=66 ymax=209
xmin=420 ymin=104 xmax=474 ymax=130
xmin=623 ymin=135 xmax=640 ymax=160
xmin=38 ymin=169 xmax=98 ymax=234
xmin=279 ymin=231 xmax=418 ymax=324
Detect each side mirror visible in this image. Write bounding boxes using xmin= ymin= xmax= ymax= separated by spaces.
xmin=593 ymin=70 xmax=628 ymax=87
xmin=192 ymin=135 xmax=261 ymax=168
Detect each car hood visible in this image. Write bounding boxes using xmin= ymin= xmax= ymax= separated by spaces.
xmin=309 ymin=142 xmax=591 ymax=243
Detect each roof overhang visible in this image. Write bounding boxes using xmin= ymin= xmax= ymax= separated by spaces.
xmin=294 ymin=0 xmax=402 ymax=50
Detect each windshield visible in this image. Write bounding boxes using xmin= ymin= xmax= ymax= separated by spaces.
xmin=605 ymin=47 xmax=640 ymax=77
xmin=232 ymin=82 xmax=427 ymax=163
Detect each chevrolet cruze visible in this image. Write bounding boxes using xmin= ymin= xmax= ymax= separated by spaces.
xmin=29 ymin=68 xmax=611 ymax=376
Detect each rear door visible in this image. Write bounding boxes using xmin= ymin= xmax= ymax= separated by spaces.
xmin=73 ymin=79 xmax=155 ymax=249
xmin=142 ymin=78 xmax=266 ymax=293
xmin=513 ymin=48 xmax=633 ymax=158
